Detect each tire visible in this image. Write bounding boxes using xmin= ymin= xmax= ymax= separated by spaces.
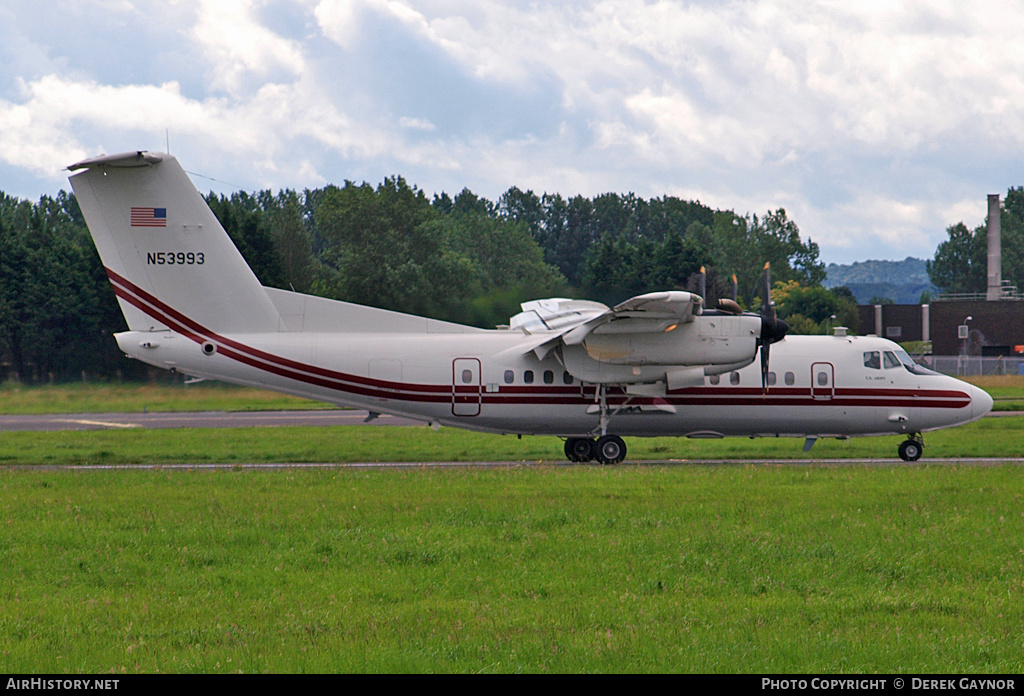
xmin=565 ymin=437 xmax=595 ymax=463
xmin=898 ymin=439 xmax=923 ymax=462
xmin=595 ymin=435 xmax=627 ymax=464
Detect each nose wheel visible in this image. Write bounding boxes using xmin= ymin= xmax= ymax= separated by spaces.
xmin=898 ymin=435 xmax=924 ymax=462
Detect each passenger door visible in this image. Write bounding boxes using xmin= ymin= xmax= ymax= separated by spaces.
xmin=811 ymin=362 xmax=834 ymax=400
xmin=452 ymin=358 xmax=482 ymax=416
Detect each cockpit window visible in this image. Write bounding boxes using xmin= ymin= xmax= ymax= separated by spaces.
xmin=883 ymin=351 xmax=901 ymax=369
xmin=894 ymin=349 xmax=940 ymax=376
xmin=863 ymin=351 xmax=881 ymax=369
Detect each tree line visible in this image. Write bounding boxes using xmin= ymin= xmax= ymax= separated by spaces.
xmin=1 ymin=178 xmax=847 ymax=384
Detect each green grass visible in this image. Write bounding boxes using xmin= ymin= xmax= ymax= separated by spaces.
xmin=2 ymin=380 xmax=1023 ymax=673
xmin=0 ymin=381 xmax=331 ymax=415
xmin=1 ymin=465 xmax=1022 ymax=673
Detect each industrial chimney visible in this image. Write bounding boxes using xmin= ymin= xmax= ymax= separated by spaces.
xmin=987 ymin=194 xmax=1002 ymax=301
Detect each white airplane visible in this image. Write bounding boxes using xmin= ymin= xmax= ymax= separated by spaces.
xmin=67 ymin=151 xmax=993 ymax=463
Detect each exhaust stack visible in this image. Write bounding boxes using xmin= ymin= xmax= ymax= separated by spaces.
xmin=987 ymin=193 xmax=1002 ymax=301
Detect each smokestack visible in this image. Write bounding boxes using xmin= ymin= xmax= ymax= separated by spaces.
xmin=987 ymin=194 xmax=1002 ymax=301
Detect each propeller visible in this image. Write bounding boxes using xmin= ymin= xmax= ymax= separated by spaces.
xmin=757 ymin=262 xmax=789 ymax=394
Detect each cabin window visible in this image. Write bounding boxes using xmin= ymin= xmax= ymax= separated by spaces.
xmin=730 ymin=372 xmax=740 ymax=385
xmin=883 ymin=351 xmax=901 ymax=369
xmin=461 ymin=369 xmax=474 ymax=384
xmin=785 ymin=371 xmax=795 ymax=385
xmin=543 ymin=370 xmax=554 ymax=384
xmin=562 ymin=371 xmax=573 ymax=385
xmin=503 ymin=370 xmax=514 ymax=384
xmin=767 ymin=372 xmax=777 ymax=386
xmin=709 ymin=375 xmax=720 ymax=385
xmin=524 ymin=370 xmax=534 ymax=384
xmin=863 ymin=351 xmax=881 ymax=369
xmin=817 ymin=371 xmax=829 ymax=386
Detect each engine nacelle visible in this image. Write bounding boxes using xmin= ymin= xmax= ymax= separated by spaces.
xmin=580 ymin=313 xmax=760 ymax=366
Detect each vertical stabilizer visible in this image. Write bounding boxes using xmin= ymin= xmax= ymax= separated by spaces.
xmin=69 ymin=151 xmax=279 ymax=334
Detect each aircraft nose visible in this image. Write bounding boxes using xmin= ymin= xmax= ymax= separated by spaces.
xmin=971 ymin=385 xmax=994 ymax=420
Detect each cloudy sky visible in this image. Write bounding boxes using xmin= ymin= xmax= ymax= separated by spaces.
xmin=2 ymin=0 xmax=1024 ymax=265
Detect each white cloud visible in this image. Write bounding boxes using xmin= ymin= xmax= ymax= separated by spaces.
xmin=399 ymin=116 xmax=436 ymax=131
xmin=0 ymin=73 xmax=388 ymax=183
xmin=193 ymin=0 xmax=306 ymax=94
xmin=3 ymin=0 xmax=1024 ymax=263
xmin=312 ymin=0 xmax=366 ymax=50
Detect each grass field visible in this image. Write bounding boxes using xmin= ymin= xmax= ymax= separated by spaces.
xmin=0 ymin=381 xmax=330 ymax=415
xmin=2 ymin=464 xmax=1023 ymax=673
xmin=2 ymin=380 xmax=1022 ymax=673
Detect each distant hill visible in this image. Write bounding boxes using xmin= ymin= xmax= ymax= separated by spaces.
xmin=824 ymin=257 xmax=937 ymax=305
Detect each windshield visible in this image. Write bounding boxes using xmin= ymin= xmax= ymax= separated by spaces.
xmin=894 ymin=349 xmax=940 ymax=376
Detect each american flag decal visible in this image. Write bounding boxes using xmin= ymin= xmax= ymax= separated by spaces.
xmin=130 ymin=207 xmax=167 ymax=227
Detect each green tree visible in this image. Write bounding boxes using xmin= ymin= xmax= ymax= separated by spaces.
xmin=927 ymin=222 xmax=986 ymax=294
xmin=707 ymin=209 xmax=824 ymax=307
xmin=997 ymin=187 xmax=1024 ymax=294
xmin=0 ymin=192 xmax=128 ymax=382
xmin=772 ymin=280 xmax=859 ymax=335
xmin=264 ymin=190 xmax=316 ymax=293
xmin=206 ymin=191 xmax=285 ymax=289
xmin=313 ymin=177 xmax=477 ymax=319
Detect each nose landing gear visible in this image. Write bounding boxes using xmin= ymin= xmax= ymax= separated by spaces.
xmin=898 ymin=434 xmax=924 ymax=462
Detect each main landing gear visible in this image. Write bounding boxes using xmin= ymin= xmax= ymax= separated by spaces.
xmin=564 ymin=435 xmax=627 ymax=464
xmin=898 ymin=434 xmax=924 ymax=462
xmin=563 ymin=384 xmax=628 ymax=464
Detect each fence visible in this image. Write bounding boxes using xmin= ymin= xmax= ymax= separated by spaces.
xmin=926 ymin=355 xmax=1024 ymax=377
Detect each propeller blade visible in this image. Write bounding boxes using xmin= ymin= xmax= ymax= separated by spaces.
xmin=698 ymin=266 xmax=706 ymax=300
xmin=756 ymin=262 xmax=788 ymax=394
xmin=761 ymin=338 xmax=771 ymax=394
xmin=760 ymin=262 xmax=774 ymax=322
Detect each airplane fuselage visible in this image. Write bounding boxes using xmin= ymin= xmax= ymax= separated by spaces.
xmin=114 ymin=320 xmax=991 ymax=442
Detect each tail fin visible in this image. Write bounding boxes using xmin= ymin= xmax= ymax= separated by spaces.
xmin=68 ymin=151 xmax=279 ymax=334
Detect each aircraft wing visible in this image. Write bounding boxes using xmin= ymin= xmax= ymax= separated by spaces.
xmin=510 ymin=291 xmax=704 ymax=360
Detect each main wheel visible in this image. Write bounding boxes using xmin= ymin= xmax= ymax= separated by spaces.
xmin=564 ymin=437 xmax=595 ymax=463
xmin=898 ymin=439 xmax=923 ymax=462
xmin=594 ymin=434 xmax=627 ymax=464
